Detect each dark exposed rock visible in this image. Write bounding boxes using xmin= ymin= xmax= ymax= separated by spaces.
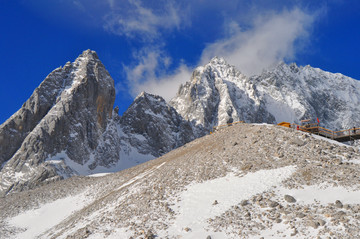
xmin=317 ymin=219 xmax=326 ymax=226
xmin=269 ymin=201 xmax=279 ymax=208
xmin=0 ymin=50 xmax=119 ymax=195
xmin=120 ymin=92 xmax=198 ymax=158
xmin=335 ymin=200 xmax=343 ymax=208
xmin=240 ymin=200 xmax=249 ymax=206
xmin=284 ymin=195 xmax=296 ymax=203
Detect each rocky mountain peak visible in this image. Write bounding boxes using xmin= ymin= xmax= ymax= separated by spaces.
xmin=209 ymin=56 xmax=227 ymax=65
xmin=0 ymin=50 xmax=117 ymax=195
xmin=120 ymin=91 xmax=198 ymax=161
xmin=170 ymin=58 xmax=275 ymax=131
xmin=80 ymin=49 xmax=99 ymax=58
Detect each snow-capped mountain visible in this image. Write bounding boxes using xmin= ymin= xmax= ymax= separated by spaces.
xmin=170 ymin=57 xmax=275 ymax=132
xmin=0 ymin=50 xmax=120 ymax=195
xmin=2 ymin=50 xmax=360 ymax=196
xmin=252 ymin=62 xmax=360 ymax=130
xmin=119 ymin=91 xmax=200 ymax=167
xmin=0 ymin=51 xmax=200 ymax=196
xmin=171 ymin=57 xmax=360 ymax=132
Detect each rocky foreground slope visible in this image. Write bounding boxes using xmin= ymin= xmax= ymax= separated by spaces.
xmin=1 ymin=123 xmax=360 ymax=238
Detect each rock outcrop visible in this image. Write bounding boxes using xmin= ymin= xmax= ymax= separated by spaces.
xmin=0 ymin=50 xmax=118 ymax=195
xmin=170 ymin=57 xmax=276 ymax=132
xmin=170 ymin=57 xmax=360 ymax=132
xmin=251 ymin=62 xmax=360 ymax=130
xmin=119 ymin=92 xmax=199 ymax=164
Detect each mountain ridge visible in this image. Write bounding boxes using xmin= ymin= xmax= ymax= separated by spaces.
xmin=1 ymin=49 xmax=360 ymax=195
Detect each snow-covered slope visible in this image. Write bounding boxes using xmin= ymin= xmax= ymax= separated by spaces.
xmin=171 ymin=58 xmax=360 ymax=132
xmin=170 ymin=57 xmax=275 ymax=132
xmin=2 ymin=123 xmax=360 ymax=238
xmin=253 ymin=62 xmax=360 ymax=130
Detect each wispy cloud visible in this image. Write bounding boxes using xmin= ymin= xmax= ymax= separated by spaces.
xmin=131 ymin=63 xmax=192 ymax=101
xmin=200 ymin=8 xmax=315 ymax=76
xmin=103 ymin=0 xmax=187 ymax=40
xmin=123 ymin=47 xmax=192 ymax=101
xmin=126 ymin=7 xmax=317 ymax=100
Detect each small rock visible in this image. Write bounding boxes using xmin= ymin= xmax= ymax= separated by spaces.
xmin=290 ymin=228 xmax=298 ymax=236
xmin=336 ymin=211 xmax=346 ymax=217
xmin=206 ymin=236 xmax=212 ymax=239
xmin=307 ymin=220 xmax=319 ymax=229
xmin=240 ymin=200 xmax=249 ymax=206
xmin=213 ymin=200 xmax=218 ymax=205
xmin=233 ymin=142 xmax=238 ymax=146
xmin=335 ymin=200 xmax=343 ymax=208
xmin=296 ymin=212 xmax=306 ymax=218
xmin=269 ymin=201 xmax=279 ymax=208
xmin=184 ymin=227 xmax=191 ymax=232
xmin=290 ymin=138 xmax=305 ymax=146
xmin=256 ymin=195 xmax=263 ymax=202
xmin=317 ymin=219 xmax=326 ymax=226
xmin=284 ymin=195 xmax=296 ymax=203
xmin=114 ymin=105 xmax=119 ymax=114
xmin=145 ymin=230 xmax=155 ymax=239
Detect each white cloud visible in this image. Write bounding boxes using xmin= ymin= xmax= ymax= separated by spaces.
xmin=126 ymin=8 xmax=316 ymax=101
xmin=124 ymin=48 xmax=192 ymax=101
xmin=132 ymin=64 xmax=192 ymax=101
xmin=103 ymin=0 xmax=186 ymax=40
xmin=200 ymin=8 xmax=315 ymax=76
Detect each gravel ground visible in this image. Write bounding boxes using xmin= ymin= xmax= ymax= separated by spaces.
xmin=1 ymin=123 xmax=360 ymax=238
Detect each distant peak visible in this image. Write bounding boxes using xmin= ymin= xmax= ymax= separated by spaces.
xmin=135 ymin=91 xmax=147 ymax=100
xmin=209 ymin=56 xmax=227 ymax=65
xmin=79 ymin=49 xmax=99 ymax=60
xmin=134 ymin=91 xmax=162 ymax=101
xmin=273 ymin=61 xmax=300 ymax=74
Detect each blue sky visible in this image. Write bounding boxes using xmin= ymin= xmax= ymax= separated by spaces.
xmin=1 ymin=0 xmax=360 ymax=124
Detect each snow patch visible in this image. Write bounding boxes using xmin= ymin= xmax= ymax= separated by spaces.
xmin=87 ymin=172 xmax=112 ymax=178
xmin=7 ymin=192 xmax=91 ymax=239
xmin=164 ymin=165 xmax=296 ymax=238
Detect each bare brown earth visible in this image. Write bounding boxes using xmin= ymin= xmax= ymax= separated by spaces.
xmin=1 ymin=123 xmax=360 ymax=238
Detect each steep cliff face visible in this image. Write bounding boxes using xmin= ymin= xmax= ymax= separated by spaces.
xmin=119 ymin=92 xmax=199 ymax=166
xmin=0 ymin=50 xmax=119 ymax=195
xmin=170 ymin=57 xmax=276 ymax=132
xmin=171 ymin=57 xmax=360 ymax=132
xmin=252 ymin=62 xmax=360 ymax=130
